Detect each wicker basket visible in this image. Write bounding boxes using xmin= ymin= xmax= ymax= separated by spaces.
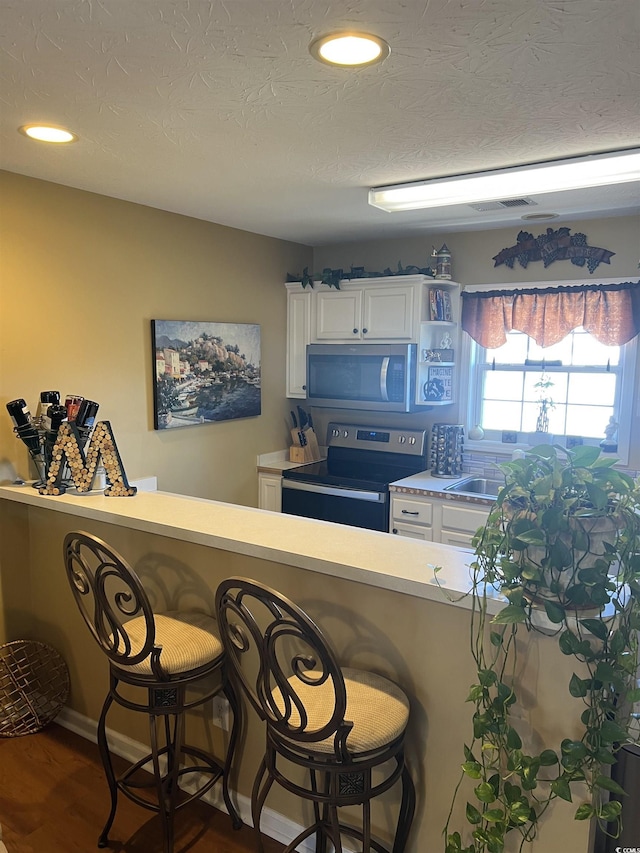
xmin=0 ymin=640 xmax=70 ymax=737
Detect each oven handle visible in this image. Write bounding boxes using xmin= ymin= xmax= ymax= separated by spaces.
xmin=282 ymin=480 xmax=384 ymax=502
xmin=380 ymin=356 xmax=390 ymax=401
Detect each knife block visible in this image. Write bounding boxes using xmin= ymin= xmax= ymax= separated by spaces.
xmin=289 ymin=446 xmax=307 ymax=463
xmin=289 ymin=428 xmax=322 ymax=464
xmin=303 ymin=428 xmax=322 ymax=462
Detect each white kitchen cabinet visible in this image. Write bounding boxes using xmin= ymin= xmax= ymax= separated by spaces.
xmin=285 ymin=275 xmax=461 ymax=403
xmin=286 ymin=284 xmax=312 ymax=398
xmin=314 ymin=283 xmax=416 ymax=342
xmin=258 ymin=472 xmax=282 ymax=512
xmin=390 ymin=491 xmax=489 ymax=546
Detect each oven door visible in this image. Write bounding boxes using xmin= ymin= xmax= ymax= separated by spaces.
xmin=281 ymin=480 xmax=389 ymax=531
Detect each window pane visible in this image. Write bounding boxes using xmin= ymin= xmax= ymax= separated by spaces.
xmin=572 ymin=332 xmax=619 ymax=366
xmin=568 ymin=373 xmax=616 ymax=406
xmin=566 ymin=405 xmax=614 ymax=438
xmin=487 ymin=333 xmax=528 ymax=364
xmin=484 ymin=371 xmax=524 ymax=401
xmin=522 ymin=401 xmax=540 ymax=432
xmin=527 ymin=336 xmax=573 ymax=364
xmin=523 ymin=372 xmax=568 ymax=404
xmin=548 ymin=404 xmax=567 ymax=435
xmin=482 ymin=400 xmax=522 ymax=431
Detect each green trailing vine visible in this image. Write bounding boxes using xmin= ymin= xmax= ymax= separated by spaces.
xmin=444 ymin=445 xmax=640 ymax=853
xmin=286 ymin=261 xmax=435 ymax=289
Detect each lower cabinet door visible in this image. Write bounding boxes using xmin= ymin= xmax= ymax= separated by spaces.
xmin=258 ymin=473 xmax=282 ymax=512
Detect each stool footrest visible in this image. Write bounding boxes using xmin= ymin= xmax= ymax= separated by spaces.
xmin=117 ymin=745 xmax=224 ymax=814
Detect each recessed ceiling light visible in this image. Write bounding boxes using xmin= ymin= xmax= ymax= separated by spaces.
xmin=309 ymin=33 xmax=390 ymax=67
xmin=19 ymin=125 xmax=78 ymax=144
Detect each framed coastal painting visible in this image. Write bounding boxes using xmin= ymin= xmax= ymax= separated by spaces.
xmin=151 ymin=320 xmax=261 ymax=430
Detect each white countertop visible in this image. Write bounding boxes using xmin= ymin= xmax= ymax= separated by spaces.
xmin=0 ymin=483 xmax=501 ymax=613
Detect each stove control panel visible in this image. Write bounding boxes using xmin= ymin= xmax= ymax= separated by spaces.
xmin=327 ymin=423 xmax=427 ymax=456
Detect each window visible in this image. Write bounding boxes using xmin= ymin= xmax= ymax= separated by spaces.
xmin=462 ymin=282 xmax=638 ymax=462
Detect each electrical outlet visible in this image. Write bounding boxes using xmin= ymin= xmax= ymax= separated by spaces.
xmin=211 ymin=695 xmax=231 ymax=731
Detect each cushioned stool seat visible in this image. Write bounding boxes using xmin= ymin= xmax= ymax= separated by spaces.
xmin=276 ymin=667 xmax=410 ymax=753
xmin=63 ymin=532 xmax=242 ymax=853
xmin=122 ymin=612 xmax=224 ymax=676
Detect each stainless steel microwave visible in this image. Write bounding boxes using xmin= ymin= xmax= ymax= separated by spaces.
xmin=306 ymin=343 xmax=418 ymax=412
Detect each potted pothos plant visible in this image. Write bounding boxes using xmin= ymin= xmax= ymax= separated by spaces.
xmin=444 ymin=444 xmax=640 ymax=853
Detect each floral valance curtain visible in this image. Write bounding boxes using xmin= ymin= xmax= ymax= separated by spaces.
xmin=461 ymin=281 xmax=640 ymax=349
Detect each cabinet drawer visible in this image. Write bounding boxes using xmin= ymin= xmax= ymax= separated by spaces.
xmin=391 ymin=521 xmax=433 ymax=541
xmin=392 ymin=497 xmax=433 ymax=525
xmin=441 ymin=502 xmax=488 ymax=535
xmin=441 ymin=530 xmax=475 ymax=549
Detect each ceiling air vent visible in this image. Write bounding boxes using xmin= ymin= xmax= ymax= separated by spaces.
xmin=469 ymin=197 xmax=538 ymax=212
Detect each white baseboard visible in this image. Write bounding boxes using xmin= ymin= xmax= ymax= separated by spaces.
xmin=55 ymin=706 xmax=319 ymax=851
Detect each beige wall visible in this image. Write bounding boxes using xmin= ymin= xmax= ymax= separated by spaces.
xmin=312 ymin=215 xmax=639 ymax=286
xmin=1 ymin=500 xmax=590 ymax=853
xmin=313 ymin=215 xmax=640 ymax=468
xmin=0 ymin=171 xmax=312 ymax=505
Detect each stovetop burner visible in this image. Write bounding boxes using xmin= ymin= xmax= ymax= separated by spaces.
xmin=283 ymin=459 xmax=398 ymax=492
xmin=283 ymin=422 xmax=428 ymax=491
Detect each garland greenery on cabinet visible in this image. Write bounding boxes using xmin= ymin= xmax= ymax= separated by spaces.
xmin=286 ymin=262 xmax=435 ymax=289
xmin=441 ymin=445 xmax=640 ymax=853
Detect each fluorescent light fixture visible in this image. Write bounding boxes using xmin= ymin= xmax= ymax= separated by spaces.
xmin=309 ymin=33 xmax=390 ymax=67
xmin=369 ymin=149 xmax=640 ymax=212
xmin=19 ymin=125 xmax=78 ymax=143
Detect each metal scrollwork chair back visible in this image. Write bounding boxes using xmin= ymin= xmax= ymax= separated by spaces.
xmin=216 ymin=577 xmax=415 ymax=853
xmin=63 ymin=531 xmax=242 ymax=853
xmin=64 ymin=530 xmax=163 ymax=676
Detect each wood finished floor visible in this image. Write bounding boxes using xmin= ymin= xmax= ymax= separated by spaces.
xmin=0 ymin=723 xmax=284 ymax=853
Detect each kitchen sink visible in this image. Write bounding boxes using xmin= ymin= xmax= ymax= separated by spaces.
xmin=444 ymin=476 xmax=504 ymax=498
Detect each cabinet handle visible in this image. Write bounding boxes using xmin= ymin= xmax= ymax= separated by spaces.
xmin=362 ymin=327 xmax=368 ymax=334
xmin=302 ymin=384 xmax=306 ymax=390
xmin=401 ymin=510 xmax=420 ymax=515
xmin=392 ymin=528 xmax=398 ymax=534
xmin=353 ymin=328 xmax=358 ymax=334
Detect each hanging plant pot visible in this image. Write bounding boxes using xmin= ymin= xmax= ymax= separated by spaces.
xmin=513 ymin=513 xmax=621 ymax=607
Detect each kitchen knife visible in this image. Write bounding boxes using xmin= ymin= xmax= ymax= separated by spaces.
xmin=290 ymin=410 xmax=297 ymax=428
xmin=297 ymin=406 xmax=308 ymax=430
xmin=307 ymin=412 xmax=314 ymax=430
xmin=298 ymin=430 xmax=307 ymax=446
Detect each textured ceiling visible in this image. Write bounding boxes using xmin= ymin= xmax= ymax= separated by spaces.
xmin=1 ymin=0 xmax=639 ymax=246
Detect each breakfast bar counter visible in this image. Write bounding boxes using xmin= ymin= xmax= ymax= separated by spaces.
xmin=0 ymin=484 xmax=588 ymax=853
xmin=0 ymin=483 xmax=484 ymax=610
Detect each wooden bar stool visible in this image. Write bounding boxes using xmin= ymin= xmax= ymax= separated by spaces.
xmin=63 ymin=531 xmax=242 ymax=852
xmin=216 ymin=577 xmax=415 ymax=853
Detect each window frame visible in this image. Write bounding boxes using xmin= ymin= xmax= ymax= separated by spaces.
xmin=460 ymin=278 xmax=638 ymax=465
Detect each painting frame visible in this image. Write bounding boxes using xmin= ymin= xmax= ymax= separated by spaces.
xmin=151 ymin=320 xmax=261 ymax=430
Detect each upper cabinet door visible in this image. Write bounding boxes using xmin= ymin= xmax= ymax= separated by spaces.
xmin=362 ymin=285 xmax=415 ymax=340
xmin=313 ymin=284 xmax=415 ymax=342
xmin=286 ymin=289 xmax=312 ymax=398
xmin=314 ymin=289 xmax=364 ymax=340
